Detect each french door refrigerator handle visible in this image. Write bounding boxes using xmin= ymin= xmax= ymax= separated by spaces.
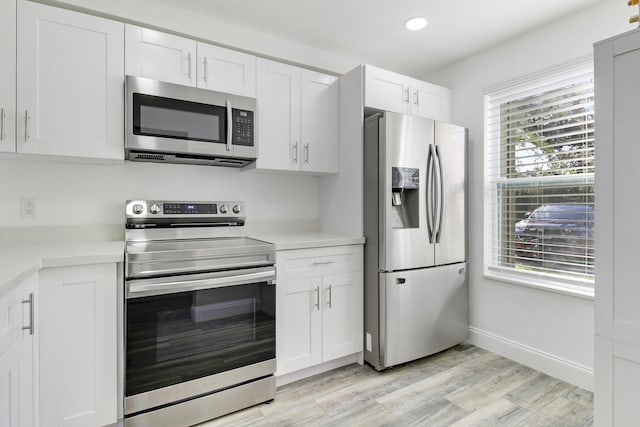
xmin=435 ymin=145 xmax=445 ymax=243
xmin=426 ymin=144 xmax=434 ymax=243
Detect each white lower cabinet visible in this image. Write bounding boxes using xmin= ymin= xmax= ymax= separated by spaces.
xmin=39 ymin=263 xmax=117 ymax=427
xmin=276 ymin=245 xmax=363 ymax=375
xmin=0 ymin=272 xmax=38 ymax=427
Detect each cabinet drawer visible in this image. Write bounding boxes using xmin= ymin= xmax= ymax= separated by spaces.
xmin=280 ymin=245 xmax=363 ymax=278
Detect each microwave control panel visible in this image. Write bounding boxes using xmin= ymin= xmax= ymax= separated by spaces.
xmin=232 ymin=109 xmax=255 ymax=146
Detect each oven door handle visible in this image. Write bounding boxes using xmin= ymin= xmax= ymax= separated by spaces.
xmin=127 ymin=269 xmax=275 ymax=298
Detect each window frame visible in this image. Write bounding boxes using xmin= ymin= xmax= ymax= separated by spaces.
xmin=483 ymin=58 xmax=595 ymax=298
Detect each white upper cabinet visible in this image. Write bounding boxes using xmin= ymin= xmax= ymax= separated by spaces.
xmin=300 ymin=70 xmax=339 ymax=173
xmin=256 ymin=58 xmax=338 ymax=174
xmin=125 ymin=24 xmax=196 ymax=87
xmin=197 ymin=42 xmax=256 ymax=97
xmin=125 ymin=25 xmax=257 ymax=97
xmin=256 ymin=59 xmax=301 ymax=171
xmin=364 ymin=66 xmax=411 ymax=115
xmin=17 ymin=2 xmax=124 ymax=159
xmin=411 ymin=78 xmax=451 ymax=122
xmin=0 ymin=0 xmax=16 ymax=153
xmin=364 ymin=64 xmax=451 ymax=122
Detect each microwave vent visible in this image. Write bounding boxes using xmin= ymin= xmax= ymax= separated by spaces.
xmin=132 ymin=153 xmax=166 ymax=162
xmin=126 ymin=150 xmax=253 ymax=168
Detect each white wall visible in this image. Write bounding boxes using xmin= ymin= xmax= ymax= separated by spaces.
xmin=0 ymin=157 xmax=319 ymax=231
xmin=425 ymin=0 xmax=630 ymax=390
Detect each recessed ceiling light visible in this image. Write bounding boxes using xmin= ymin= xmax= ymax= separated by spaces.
xmin=404 ymin=17 xmax=428 ymax=31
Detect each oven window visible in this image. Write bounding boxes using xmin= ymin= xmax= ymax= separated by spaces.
xmin=125 ymin=281 xmax=275 ymax=397
xmin=133 ymin=93 xmax=226 ymax=143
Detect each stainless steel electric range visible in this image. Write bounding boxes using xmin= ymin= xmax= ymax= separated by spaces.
xmin=123 ymin=200 xmax=276 ymax=427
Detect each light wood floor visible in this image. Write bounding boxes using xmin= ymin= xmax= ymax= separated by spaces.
xmin=200 ymin=344 xmax=593 ymax=427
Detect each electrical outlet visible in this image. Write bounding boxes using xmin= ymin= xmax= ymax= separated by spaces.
xmin=21 ymin=198 xmax=35 ymax=219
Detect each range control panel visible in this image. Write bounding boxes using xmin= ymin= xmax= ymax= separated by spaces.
xmin=126 ymin=200 xmax=244 ymax=219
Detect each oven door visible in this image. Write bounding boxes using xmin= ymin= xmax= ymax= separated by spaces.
xmin=124 ymin=266 xmax=275 ymax=416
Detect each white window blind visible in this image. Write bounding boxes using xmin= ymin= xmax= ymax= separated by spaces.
xmin=485 ymin=63 xmax=594 ymax=286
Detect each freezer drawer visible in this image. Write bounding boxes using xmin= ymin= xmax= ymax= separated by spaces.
xmin=380 ymin=262 xmax=468 ymax=368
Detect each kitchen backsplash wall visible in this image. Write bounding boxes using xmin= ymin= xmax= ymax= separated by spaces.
xmin=0 ymin=157 xmax=320 ymax=230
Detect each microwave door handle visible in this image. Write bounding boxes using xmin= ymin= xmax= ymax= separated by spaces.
xmin=226 ymin=99 xmax=232 ymax=151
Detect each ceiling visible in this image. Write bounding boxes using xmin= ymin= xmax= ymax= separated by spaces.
xmin=153 ymin=0 xmax=606 ymax=77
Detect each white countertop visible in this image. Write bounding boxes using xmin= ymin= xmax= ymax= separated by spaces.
xmin=0 ymin=241 xmax=124 ymax=298
xmin=0 ymin=232 xmax=364 ymax=297
xmin=251 ymin=232 xmax=365 ymax=251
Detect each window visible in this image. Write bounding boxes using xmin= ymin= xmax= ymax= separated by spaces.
xmin=485 ymin=62 xmax=594 ymax=291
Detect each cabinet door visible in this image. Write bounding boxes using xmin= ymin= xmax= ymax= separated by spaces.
xmin=0 ymin=338 xmax=20 ymax=427
xmin=411 ymin=79 xmax=451 ymax=122
xmin=125 ymin=24 xmax=196 ymax=87
xmin=256 ymin=59 xmax=301 ymax=171
xmin=321 ymin=271 xmax=363 ymax=361
xmin=19 ymin=274 xmax=38 ymax=427
xmin=197 ymin=42 xmax=256 ymax=97
xmin=279 ymin=276 xmax=322 ymax=373
xmin=300 ymin=70 xmax=339 ymax=173
xmin=17 ymin=2 xmax=124 ymax=160
xmin=0 ymin=0 xmax=16 ymax=153
xmin=364 ymin=65 xmax=411 ymax=115
xmin=0 ymin=282 xmax=21 ymax=427
xmin=39 ymin=264 xmax=117 ymax=427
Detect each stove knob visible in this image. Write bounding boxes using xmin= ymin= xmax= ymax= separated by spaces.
xmin=219 ymin=204 xmax=228 ymax=214
xmin=149 ymin=204 xmax=160 ymax=215
xmin=233 ymin=204 xmax=242 ymax=214
xmin=132 ymin=204 xmax=144 ymax=215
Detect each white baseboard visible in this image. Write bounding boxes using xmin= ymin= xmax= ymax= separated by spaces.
xmin=275 ymin=353 xmax=363 ymax=388
xmin=468 ymin=326 xmax=594 ymax=391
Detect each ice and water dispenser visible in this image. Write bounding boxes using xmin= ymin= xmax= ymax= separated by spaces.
xmin=391 ymin=167 xmax=419 ymax=228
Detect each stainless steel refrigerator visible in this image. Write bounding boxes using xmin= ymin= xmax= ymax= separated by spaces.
xmin=363 ymin=111 xmax=468 ymax=371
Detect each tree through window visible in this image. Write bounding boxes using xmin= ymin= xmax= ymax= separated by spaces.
xmin=486 ymin=63 xmax=594 ymax=286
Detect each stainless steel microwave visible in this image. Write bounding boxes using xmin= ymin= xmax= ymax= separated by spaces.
xmin=125 ymin=76 xmax=256 ymax=168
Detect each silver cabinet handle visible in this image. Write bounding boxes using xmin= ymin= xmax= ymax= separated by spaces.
xmin=414 ymin=90 xmax=419 ymax=106
xmin=24 ymin=109 xmax=30 ymax=142
xmin=314 ymin=286 xmax=320 ymax=310
xmin=0 ymin=108 xmax=5 ymax=141
xmin=304 ymin=143 xmax=309 ymax=164
xmin=404 ymin=88 xmax=410 ymax=103
xmin=187 ymin=52 xmax=192 ymax=80
xmin=226 ymin=99 xmax=232 ymax=151
xmin=313 ymin=260 xmax=334 ymax=265
xmin=203 ymin=56 xmax=208 ymax=83
xmin=327 ymin=285 xmax=332 ymax=308
xmin=292 ymin=142 xmax=298 ymax=162
xmin=22 ymin=293 xmax=34 ymax=335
